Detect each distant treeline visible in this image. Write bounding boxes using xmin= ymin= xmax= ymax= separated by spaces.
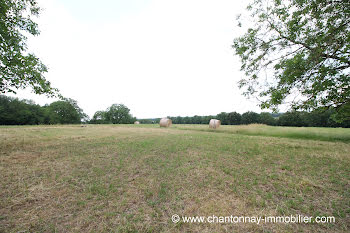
xmin=0 ymin=95 xmax=135 ymax=125
xmin=1 ymin=95 xmax=349 ymax=127
xmin=139 ymin=110 xmax=350 ymax=128
xmin=0 ymin=95 xmax=89 ymax=125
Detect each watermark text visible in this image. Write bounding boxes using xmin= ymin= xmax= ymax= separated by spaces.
xmin=171 ymin=214 xmax=335 ymax=224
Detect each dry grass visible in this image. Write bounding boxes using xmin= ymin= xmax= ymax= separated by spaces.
xmin=0 ymin=124 xmax=349 ymax=232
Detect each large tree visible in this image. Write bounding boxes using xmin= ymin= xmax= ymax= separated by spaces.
xmin=105 ymin=104 xmax=134 ymax=124
xmin=63 ymin=98 xmax=89 ymax=122
xmin=91 ymin=110 xmax=108 ymax=124
xmin=216 ymin=112 xmax=229 ymax=125
xmin=233 ymin=0 xmax=350 ymax=120
xmin=46 ymin=101 xmax=81 ymax=124
xmin=0 ymin=0 xmax=59 ymax=96
xmin=227 ymin=112 xmax=242 ymax=125
xmin=241 ymin=111 xmax=261 ymax=124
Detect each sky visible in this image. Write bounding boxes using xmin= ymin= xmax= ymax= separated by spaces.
xmin=11 ymin=0 xmax=263 ymax=119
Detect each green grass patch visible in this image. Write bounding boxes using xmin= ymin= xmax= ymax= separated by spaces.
xmin=173 ymin=124 xmax=350 ymax=142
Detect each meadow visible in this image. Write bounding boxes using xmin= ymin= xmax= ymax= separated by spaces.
xmin=0 ymin=124 xmax=349 ymax=232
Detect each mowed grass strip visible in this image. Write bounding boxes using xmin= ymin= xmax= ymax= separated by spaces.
xmin=0 ymin=124 xmax=349 ymax=232
xmin=173 ymin=124 xmax=350 ymax=142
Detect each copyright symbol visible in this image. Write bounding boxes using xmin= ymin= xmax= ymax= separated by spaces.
xmin=172 ymin=214 xmax=180 ymax=223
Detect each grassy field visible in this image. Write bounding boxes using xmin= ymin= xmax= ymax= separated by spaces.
xmin=0 ymin=124 xmax=349 ymax=232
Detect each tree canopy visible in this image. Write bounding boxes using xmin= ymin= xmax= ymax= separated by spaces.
xmin=63 ymin=98 xmax=89 ymax=122
xmin=90 ymin=104 xmax=135 ymax=124
xmin=233 ymin=0 xmax=350 ymax=120
xmin=0 ymin=95 xmax=86 ymax=124
xmin=105 ymin=104 xmax=135 ymax=124
xmin=0 ymin=95 xmax=44 ymax=125
xmin=46 ymin=101 xmax=81 ymax=124
xmin=0 ymin=0 xmax=59 ymax=96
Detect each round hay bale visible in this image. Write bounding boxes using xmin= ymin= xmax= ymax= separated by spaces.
xmin=209 ymin=119 xmax=221 ymax=129
xmin=134 ymin=121 xmax=140 ymax=124
xmin=159 ymin=118 xmax=172 ymax=127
